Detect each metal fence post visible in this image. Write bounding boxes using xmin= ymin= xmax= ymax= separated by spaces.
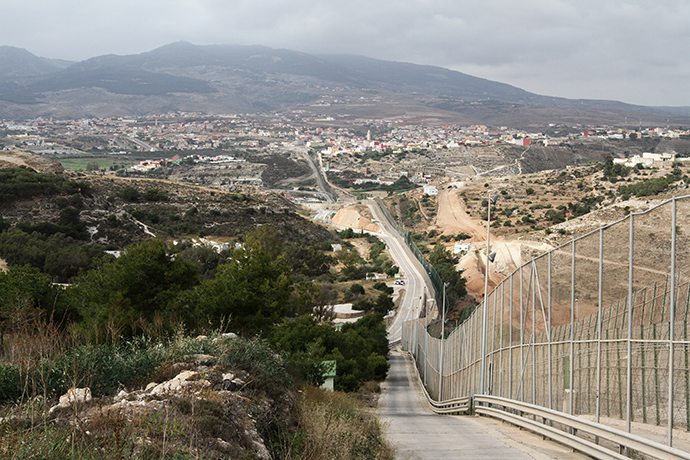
xmin=570 ymin=241 xmax=576 ymax=416
xmin=508 ymin=274 xmax=513 ymax=396
xmin=596 ymin=227 xmax=603 ymax=426
xmin=548 ymin=252 xmax=553 ymax=410
xmin=627 ymin=214 xmax=634 ymax=434
xmin=668 ymin=197 xmax=677 ymax=446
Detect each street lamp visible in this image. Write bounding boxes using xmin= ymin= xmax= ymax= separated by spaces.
xmin=480 ymin=194 xmax=498 ymax=395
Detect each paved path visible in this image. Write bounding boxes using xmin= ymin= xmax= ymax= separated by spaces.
xmin=379 ymin=350 xmax=588 ymax=460
xmin=326 ymin=199 xmax=587 ymax=458
xmin=366 ymin=200 xmax=436 ymax=343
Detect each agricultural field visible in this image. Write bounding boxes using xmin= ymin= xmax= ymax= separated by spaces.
xmin=56 ymin=157 xmax=134 ymax=171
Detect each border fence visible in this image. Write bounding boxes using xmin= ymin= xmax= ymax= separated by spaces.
xmin=373 ymin=198 xmax=447 ymax=311
xmin=401 ymin=194 xmax=690 ymax=453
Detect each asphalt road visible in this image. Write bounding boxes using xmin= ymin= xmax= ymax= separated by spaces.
xmin=364 ymin=201 xmax=587 ymax=460
xmin=380 ymin=350 xmax=589 ymax=460
xmin=366 ymin=201 xmax=433 ymax=343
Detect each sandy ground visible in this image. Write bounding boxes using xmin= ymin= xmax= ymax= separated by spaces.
xmin=435 ymin=184 xmax=554 ymax=298
xmin=331 ymin=205 xmax=381 ymax=232
xmin=435 ymin=182 xmax=488 ymax=240
xmin=0 ymin=152 xmax=33 ymax=168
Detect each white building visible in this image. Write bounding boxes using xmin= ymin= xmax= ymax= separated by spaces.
xmin=423 ymin=185 xmax=438 ymax=196
xmin=613 ymin=152 xmax=676 ymax=168
xmin=454 ymin=242 xmax=472 ymax=254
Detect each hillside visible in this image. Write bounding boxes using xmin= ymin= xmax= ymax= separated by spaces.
xmin=0 ymin=46 xmax=70 ymax=80
xmin=374 ymin=153 xmax=690 ymax=326
xmin=1 ymin=42 xmax=690 ymax=126
xmin=0 ymin=152 xmax=331 ymax=247
xmin=0 ymin=151 xmax=397 ymax=459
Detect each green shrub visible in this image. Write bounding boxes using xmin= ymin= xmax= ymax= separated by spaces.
xmin=373 ymin=282 xmax=393 ymax=295
xmin=217 ymin=338 xmax=292 ymax=400
xmin=349 ymin=283 xmax=365 ymax=295
xmin=120 ymin=186 xmax=140 ymax=202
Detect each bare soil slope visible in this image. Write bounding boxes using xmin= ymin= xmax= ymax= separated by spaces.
xmin=0 ymin=149 xmax=64 ymax=173
xmin=435 ymin=184 xmax=487 ymax=240
xmin=332 ymin=205 xmax=380 ymax=233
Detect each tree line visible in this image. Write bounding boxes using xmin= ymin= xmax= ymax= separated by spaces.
xmin=0 ymin=226 xmax=390 ymax=392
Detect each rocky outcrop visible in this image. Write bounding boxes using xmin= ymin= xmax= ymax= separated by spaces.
xmin=47 ymin=336 xmax=277 ymax=460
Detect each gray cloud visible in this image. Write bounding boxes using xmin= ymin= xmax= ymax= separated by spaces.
xmin=1 ymin=0 xmax=689 ymax=106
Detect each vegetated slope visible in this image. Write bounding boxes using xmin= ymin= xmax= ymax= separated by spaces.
xmin=384 ymin=155 xmax=690 ymax=323
xmin=2 ymin=43 xmax=690 ymax=125
xmin=0 ymin=331 xmax=393 ymax=460
xmin=0 ymin=162 xmax=334 ymax=250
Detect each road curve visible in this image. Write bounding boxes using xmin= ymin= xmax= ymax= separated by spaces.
xmin=365 ymin=201 xmax=432 ymax=343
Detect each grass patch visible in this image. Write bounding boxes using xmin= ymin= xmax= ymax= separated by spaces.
xmin=57 ymin=157 xmax=135 ymax=171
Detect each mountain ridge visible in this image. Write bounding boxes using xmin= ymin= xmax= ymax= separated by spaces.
xmin=1 ymin=42 xmax=689 ymax=126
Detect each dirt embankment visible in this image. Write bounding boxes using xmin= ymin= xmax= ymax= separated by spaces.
xmin=435 ymin=183 xmax=487 ymax=240
xmin=0 ymin=150 xmax=64 ymax=173
xmin=435 ymin=184 xmax=553 ymax=300
xmin=332 ymin=205 xmax=381 ymax=233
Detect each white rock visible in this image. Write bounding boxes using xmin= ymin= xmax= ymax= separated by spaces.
xmin=59 ymin=388 xmax=92 ymax=407
xmin=213 ymin=332 xmax=238 ymax=343
xmin=150 ymin=370 xmax=200 ymax=396
xmin=49 ymin=387 xmax=93 ymax=414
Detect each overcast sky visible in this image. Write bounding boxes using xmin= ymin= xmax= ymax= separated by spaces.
xmin=2 ymin=0 xmax=689 ymax=107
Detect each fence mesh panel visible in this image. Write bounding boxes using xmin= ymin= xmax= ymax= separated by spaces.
xmin=401 ymin=195 xmax=690 ymax=445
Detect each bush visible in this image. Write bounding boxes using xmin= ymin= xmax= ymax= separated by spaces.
xmin=217 ymin=337 xmax=292 ymax=400
xmin=349 ymin=283 xmax=365 ymax=295
xmin=144 ymin=188 xmax=165 ymax=201
xmin=120 ymin=186 xmax=140 ymax=202
xmin=373 ymin=282 xmax=393 ymax=295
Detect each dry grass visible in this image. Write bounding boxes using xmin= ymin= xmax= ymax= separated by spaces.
xmin=1 ymin=315 xmax=393 ymax=460
xmin=292 ymin=386 xmax=394 ymax=460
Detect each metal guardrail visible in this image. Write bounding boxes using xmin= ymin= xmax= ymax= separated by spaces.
xmin=402 ymin=194 xmax=690 ymax=457
xmin=406 ymin=339 xmax=690 ymax=458
xmin=474 ymin=395 xmax=690 ymax=460
xmin=405 ymin=350 xmax=471 ymax=414
xmin=430 ymin=396 xmax=471 ymax=415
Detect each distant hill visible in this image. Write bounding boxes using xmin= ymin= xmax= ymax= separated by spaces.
xmin=1 ymin=42 xmax=689 ymax=127
xmin=0 ymin=46 xmax=71 ymax=79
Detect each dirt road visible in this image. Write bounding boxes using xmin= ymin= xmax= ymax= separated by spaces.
xmin=435 ymin=183 xmax=488 ymax=240
xmin=436 ymin=184 xmax=554 ymax=299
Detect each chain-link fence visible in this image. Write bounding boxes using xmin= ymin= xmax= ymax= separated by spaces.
xmin=402 ymin=194 xmax=690 ymax=446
